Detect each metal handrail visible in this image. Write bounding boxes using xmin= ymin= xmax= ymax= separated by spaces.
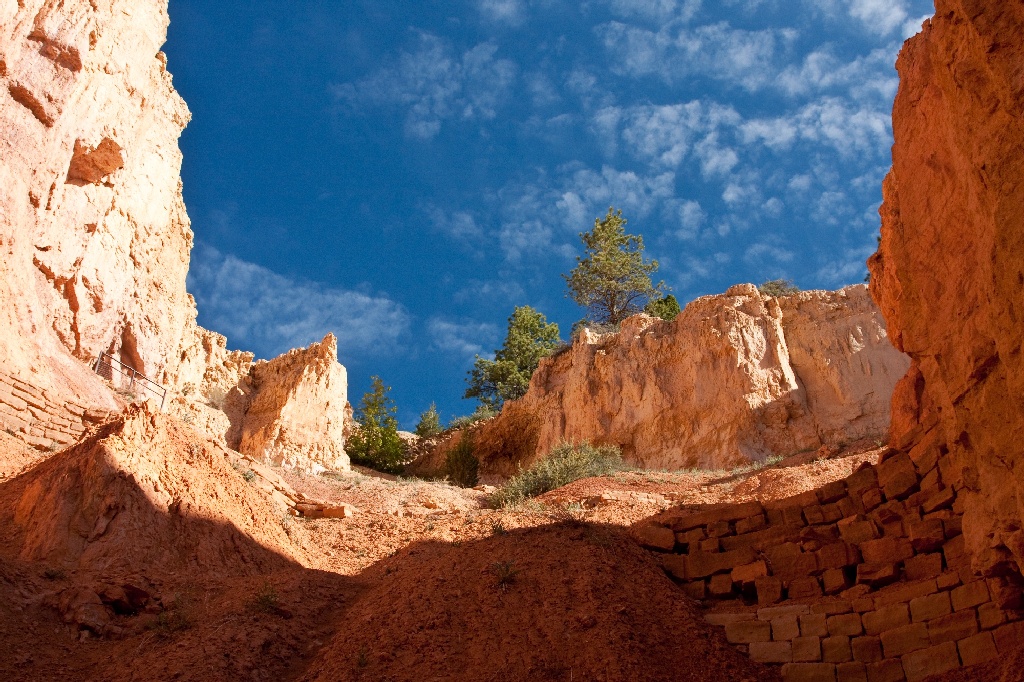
xmin=93 ymin=352 xmax=167 ymax=410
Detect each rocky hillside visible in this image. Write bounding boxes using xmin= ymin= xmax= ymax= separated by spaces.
xmin=420 ymin=284 xmax=908 ymax=476
xmin=0 ymin=0 xmax=349 ymax=471
xmin=868 ymin=0 xmax=1024 ymax=582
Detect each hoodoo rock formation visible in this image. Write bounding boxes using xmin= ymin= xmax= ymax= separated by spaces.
xmin=0 ymin=0 xmax=349 ymax=471
xmin=868 ymin=0 xmax=1024 ymax=582
xmin=424 ymin=284 xmax=908 ymax=476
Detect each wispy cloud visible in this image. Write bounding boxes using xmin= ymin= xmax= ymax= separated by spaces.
xmin=188 ymin=244 xmax=411 ymax=360
xmin=476 ymin=0 xmax=528 ymax=26
xmin=332 ymin=33 xmax=517 ymax=140
xmin=426 ymin=317 xmax=499 ymax=357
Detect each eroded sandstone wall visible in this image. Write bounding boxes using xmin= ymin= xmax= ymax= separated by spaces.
xmin=868 ymin=0 xmax=1024 ymax=579
xmin=0 ymin=0 xmax=193 ymax=401
xmin=437 ymin=284 xmax=908 ymax=477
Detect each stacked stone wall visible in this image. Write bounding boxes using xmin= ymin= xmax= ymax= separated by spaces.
xmin=635 ymin=449 xmax=1023 ymax=680
xmin=0 ymin=369 xmax=111 ymax=450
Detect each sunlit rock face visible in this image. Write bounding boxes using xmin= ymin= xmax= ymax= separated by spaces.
xmin=442 ymin=284 xmax=908 ymax=478
xmin=869 ymin=1 xmax=1024 ymax=578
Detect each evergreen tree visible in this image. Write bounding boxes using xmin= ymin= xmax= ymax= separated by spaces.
xmin=564 ymin=207 xmax=664 ymax=325
xmin=465 ymin=306 xmax=560 ymax=410
xmin=347 ymin=376 xmax=406 ymax=474
xmin=414 ymin=402 xmax=442 ymax=437
xmin=645 ymin=294 xmax=681 ymax=321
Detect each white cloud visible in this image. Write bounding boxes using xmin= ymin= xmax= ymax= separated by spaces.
xmin=742 ymin=97 xmax=891 ymax=157
xmin=188 ymin=245 xmax=411 ymax=360
xmin=598 ymin=20 xmax=796 ymax=92
xmin=677 ymin=199 xmax=707 ymax=238
xmin=744 ymin=242 xmax=795 ymax=265
xmin=849 ymin=0 xmax=908 ymax=36
xmin=560 ymin=165 xmax=675 ymax=222
xmin=332 ymin=33 xmax=517 ymax=140
xmin=427 ymin=317 xmax=498 ymax=357
xmin=426 ymin=206 xmax=484 ymax=243
xmin=477 ymin=0 xmax=527 ymax=25
xmin=606 ymin=0 xmax=702 ymax=22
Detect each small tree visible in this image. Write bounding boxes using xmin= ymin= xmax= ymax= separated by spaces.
xmin=445 ymin=432 xmax=479 ymax=488
xmin=564 ymin=207 xmax=664 ymax=325
xmin=645 ymin=294 xmax=681 ymax=321
xmin=347 ymin=376 xmax=406 ymax=474
xmin=758 ymin=279 xmax=800 ymax=297
xmin=465 ymin=305 xmax=560 ymax=410
xmin=415 ymin=402 xmax=442 ymax=437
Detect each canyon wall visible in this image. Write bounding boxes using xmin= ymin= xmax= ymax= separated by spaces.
xmin=0 ymin=0 xmax=349 ymax=471
xmin=868 ymin=0 xmax=1024 ymax=579
xmin=429 ymin=284 xmax=908 ymax=477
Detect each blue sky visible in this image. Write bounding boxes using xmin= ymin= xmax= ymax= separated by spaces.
xmin=164 ymin=0 xmax=932 ymax=428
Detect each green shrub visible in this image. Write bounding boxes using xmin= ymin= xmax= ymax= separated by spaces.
xmin=490 ymin=441 xmax=624 ymax=508
xmin=758 ymin=279 xmax=800 ymax=297
xmin=645 ymin=294 xmax=681 ymax=321
xmin=445 ymin=433 xmax=479 ymax=488
xmin=415 ymin=402 xmax=442 ymax=437
xmin=347 ymin=376 xmax=408 ymax=474
xmin=448 ymin=405 xmax=496 ymax=430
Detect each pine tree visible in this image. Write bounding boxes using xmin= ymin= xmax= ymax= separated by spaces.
xmin=347 ymin=376 xmax=407 ymax=474
xmin=415 ymin=402 xmax=442 ymax=437
xmin=564 ymin=207 xmax=664 ymax=325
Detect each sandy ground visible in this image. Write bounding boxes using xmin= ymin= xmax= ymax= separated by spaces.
xmin=0 ymin=432 xmax=1012 ymax=681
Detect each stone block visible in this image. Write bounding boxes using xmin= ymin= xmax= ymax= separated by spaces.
xmin=731 ymin=560 xmax=768 ymax=588
xmin=721 ymin=523 xmax=803 ymax=551
xmin=836 ymin=662 xmax=867 ymax=682
xmin=846 ymin=465 xmax=878 ymax=497
xmin=873 ymin=579 xmax=938 ymax=609
xmin=793 ymin=636 xmax=822 ymax=662
xmin=782 ymin=663 xmax=837 ymax=682
xmin=683 ymin=581 xmax=706 ymax=599
xmin=683 ymin=547 xmax=757 ymax=579
xmin=957 ymin=631 xmax=998 ymax=667
xmin=921 ymin=487 xmax=955 ymax=514
xmin=708 ymin=573 xmax=734 ymax=597
xmin=707 ymin=520 xmax=731 ymax=538
xmin=661 ymin=554 xmax=688 ymax=580
xmin=813 ymin=601 xmax=854 ymax=616
xmin=863 ymin=605 xmax=911 ymax=636
xmin=906 ymin=519 xmax=945 ymax=553
xmin=633 ymin=524 xmax=676 ymax=551
xmin=839 ymin=518 xmax=880 ymax=545
xmin=756 ymin=576 xmax=784 ymax=605
xmin=822 ymin=502 xmax=847 ymax=523
xmin=986 ymin=576 xmax=1024 ymax=611
xmin=899 ymin=641 xmax=959 ymax=682
xmin=993 ymin=621 xmax=1024 ymax=654
xmin=857 ymin=563 xmax=899 ymax=589
xmin=926 ymin=609 xmax=978 ymax=645
xmin=750 ymin=640 xmax=793 ymax=663
xmin=902 ymin=554 xmax=942 ymax=582
xmin=859 ymin=538 xmax=914 ymax=564
xmin=880 ymin=623 xmax=929 ymax=657
xmin=977 ymin=602 xmax=1006 ymax=630
xmin=852 ymin=636 xmax=883 ymax=663
xmin=766 ymin=541 xmax=803 ymax=565
xmin=865 ymin=658 xmax=905 ymax=682
xmin=942 ymin=535 xmax=967 ymax=568
xmin=817 ymin=480 xmax=848 ymax=505
xmin=823 ymin=569 xmax=851 ymax=595
xmin=725 ymin=619 xmax=771 ymax=643
xmin=789 ymin=576 xmax=823 ymax=599
xmin=699 ymin=538 xmax=720 ymax=552
xmin=828 ymin=613 xmax=864 ymax=637
xmin=668 ymin=501 xmax=765 ymax=531
xmin=735 ymin=514 xmax=767 ymax=535
xmin=823 ymin=635 xmax=853 ymax=662
xmin=778 ymin=553 xmax=821 ymax=583
xmin=675 ymin=527 xmax=705 ymax=547
xmin=862 ymin=488 xmax=884 ymax=514
xmin=943 ymin=515 xmax=962 ymax=539
xmin=704 ymin=612 xmax=755 ymax=626
xmin=909 ymin=592 xmax=951 ymax=623
xmin=758 ymin=604 xmax=812 ymax=620
xmin=951 ymin=581 xmax=989 ymax=612
xmin=805 ymin=506 xmax=827 ymax=525
xmin=773 ymin=615 xmax=801 ymax=641
xmin=801 ymin=613 xmax=830 ymax=637
xmin=818 ymin=542 xmax=859 ymax=571
xmin=877 ymin=453 xmax=919 ymax=500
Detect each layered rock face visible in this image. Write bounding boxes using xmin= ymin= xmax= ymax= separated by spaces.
xmin=0 ymin=0 xmax=350 ymax=471
xmin=868 ymin=1 xmax=1024 ymax=579
xmin=0 ymin=0 xmax=193 ymax=402
xmin=452 ymin=284 xmax=907 ymax=476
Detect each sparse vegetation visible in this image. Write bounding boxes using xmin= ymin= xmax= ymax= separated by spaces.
xmin=414 ymin=402 xmax=442 ymax=437
xmin=448 ymin=405 xmax=497 ymax=430
xmin=347 ymin=376 xmax=408 ymax=475
xmin=149 ymin=592 xmax=194 ymax=635
xmin=758 ymin=279 xmax=800 ymax=297
xmin=645 ymin=293 xmax=681 ymax=321
xmin=490 ymin=441 xmax=625 ymax=508
xmin=564 ymin=207 xmax=665 ymax=325
xmin=490 ymin=518 xmax=507 ymax=536
xmin=548 ymin=501 xmax=588 ymax=526
xmin=445 ymin=432 xmax=479 ymax=488
xmin=247 ymin=581 xmax=280 ymax=614
xmin=465 ymin=306 xmax=561 ymax=410
xmin=242 ymin=469 xmax=256 ymax=483
xmin=491 ymin=560 xmax=519 ymax=592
